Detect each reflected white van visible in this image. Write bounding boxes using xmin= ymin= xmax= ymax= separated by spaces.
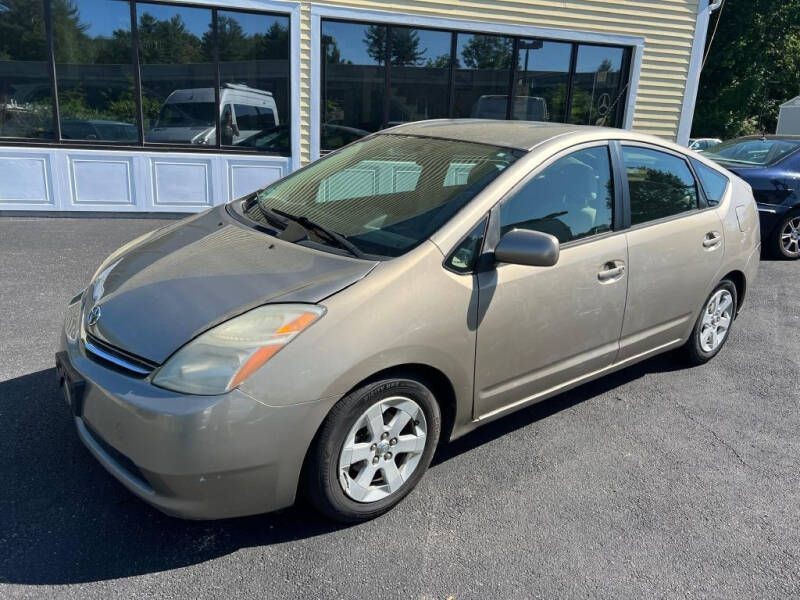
xmin=146 ymin=83 xmax=279 ymax=145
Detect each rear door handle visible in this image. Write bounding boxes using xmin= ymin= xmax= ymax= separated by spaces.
xmin=703 ymin=231 xmax=722 ymax=249
xmin=598 ymin=260 xmax=626 ymax=282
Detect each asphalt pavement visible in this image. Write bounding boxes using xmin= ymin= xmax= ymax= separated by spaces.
xmin=1 ymin=216 xmax=798 ymax=599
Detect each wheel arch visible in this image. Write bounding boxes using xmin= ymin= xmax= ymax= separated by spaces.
xmin=721 ymin=269 xmax=746 ymax=315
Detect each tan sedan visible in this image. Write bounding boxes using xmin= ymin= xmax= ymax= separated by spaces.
xmin=57 ymin=120 xmax=760 ymax=522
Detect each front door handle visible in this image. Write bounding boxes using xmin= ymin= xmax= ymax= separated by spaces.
xmin=703 ymin=231 xmax=722 ymax=249
xmin=598 ymin=260 xmax=626 ymax=282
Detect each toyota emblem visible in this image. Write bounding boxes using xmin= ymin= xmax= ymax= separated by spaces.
xmin=87 ymin=305 xmax=102 ymax=327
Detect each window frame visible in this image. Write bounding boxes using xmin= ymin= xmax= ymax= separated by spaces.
xmin=483 ymin=141 xmax=624 ymax=257
xmin=0 ymin=0 xmax=294 ymax=157
xmin=318 ymin=16 xmax=635 ymax=153
xmin=616 ymin=141 xmax=712 ymax=231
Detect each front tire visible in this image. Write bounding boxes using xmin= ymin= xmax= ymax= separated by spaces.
xmin=682 ymin=279 xmax=737 ymax=366
xmin=303 ymin=377 xmax=441 ymax=523
xmin=772 ymin=210 xmax=800 ymax=259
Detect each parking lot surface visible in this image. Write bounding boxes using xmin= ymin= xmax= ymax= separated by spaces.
xmin=1 ymin=216 xmax=798 ymax=599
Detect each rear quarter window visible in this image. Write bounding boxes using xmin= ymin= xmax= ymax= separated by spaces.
xmin=692 ymin=160 xmax=729 ymax=206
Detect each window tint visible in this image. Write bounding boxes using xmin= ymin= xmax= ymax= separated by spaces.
xmin=54 ymin=0 xmax=136 ymax=142
xmin=447 ymin=219 xmax=487 ymax=273
xmin=692 ymin=160 xmax=729 ymax=206
xmin=623 ymin=147 xmax=698 ymax=225
xmin=218 ymin=10 xmax=289 ymax=150
xmin=453 ymin=33 xmax=514 ymax=119
xmin=568 ymin=44 xmax=627 ymax=127
xmin=137 ymin=3 xmax=215 ymax=145
xmin=0 ymin=0 xmax=53 ymax=139
xmin=321 ymin=21 xmax=386 ymax=147
xmin=388 ymin=28 xmax=451 ymax=125
xmin=512 ymin=40 xmax=572 ymax=122
xmin=500 ymin=146 xmax=614 ymax=243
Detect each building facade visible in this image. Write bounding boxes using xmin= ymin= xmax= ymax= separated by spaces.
xmin=0 ymin=0 xmax=713 ymax=213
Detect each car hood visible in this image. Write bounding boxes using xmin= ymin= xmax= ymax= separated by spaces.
xmin=84 ymin=206 xmax=377 ymax=364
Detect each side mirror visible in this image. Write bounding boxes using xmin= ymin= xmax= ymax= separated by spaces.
xmin=494 ymin=229 xmax=560 ymax=267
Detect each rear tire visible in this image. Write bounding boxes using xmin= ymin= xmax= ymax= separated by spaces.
xmin=771 ymin=209 xmax=800 ymax=259
xmin=303 ymin=376 xmax=441 ymax=523
xmin=682 ymin=279 xmax=738 ymax=366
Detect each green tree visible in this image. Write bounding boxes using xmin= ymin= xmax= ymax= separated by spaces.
xmin=460 ymin=35 xmax=513 ymax=69
xmin=694 ymin=0 xmax=800 ymax=137
xmin=136 ymin=12 xmax=203 ymax=64
xmin=0 ymin=0 xmax=49 ymax=60
xmin=364 ymin=26 xmax=424 ymax=66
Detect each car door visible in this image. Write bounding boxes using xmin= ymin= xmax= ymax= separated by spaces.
xmin=474 ymin=143 xmax=629 ymax=419
xmin=617 ymin=143 xmax=724 ymax=361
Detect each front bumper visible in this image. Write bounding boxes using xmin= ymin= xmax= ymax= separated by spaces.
xmin=56 ymin=330 xmax=329 ymax=520
xmin=756 ymin=202 xmax=790 ymax=239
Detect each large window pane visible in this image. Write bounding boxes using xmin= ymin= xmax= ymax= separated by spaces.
xmin=218 ymin=11 xmax=289 ymax=153
xmin=623 ymin=146 xmax=698 ymax=225
xmin=453 ymin=33 xmax=513 ymax=119
xmin=512 ymin=39 xmax=571 ymax=122
xmin=568 ymin=44 xmax=626 ymax=127
xmin=138 ymin=3 xmax=215 ymax=145
xmin=387 ymin=27 xmax=451 ymax=126
xmin=321 ymin=21 xmax=385 ymax=151
xmin=54 ymin=0 xmax=137 ymax=142
xmin=0 ymin=0 xmax=53 ymax=139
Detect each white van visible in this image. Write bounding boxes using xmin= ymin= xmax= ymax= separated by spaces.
xmin=146 ymin=83 xmax=279 ymax=145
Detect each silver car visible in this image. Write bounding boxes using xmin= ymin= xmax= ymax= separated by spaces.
xmin=57 ymin=120 xmax=760 ymax=522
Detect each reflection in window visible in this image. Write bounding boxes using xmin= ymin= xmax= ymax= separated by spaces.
xmin=691 ymin=160 xmax=728 ymax=206
xmin=500 ymin=146 xmax=614 ymax=243
xmin=447 ymin=219 xmax=487 ymax=273
xmin=512 ymin=40 xmax=571 ymax=122
xmin=218 ymin=11 xmax=289 ymax=150
xmin=623 ymin=147 xmax=698 ymax=225
xmin=137 ymin=2 xmax=215 ymax=145
xmin=321 ymin=21 xmax=386 ymax=149
xmin=568 ymin=44 xmax=626 ymax=127
xmin=0 ymin=0 xmax=53 ymax=139
xmin=54 ymin=0 xmax=137 ymax=142
xmin=387 ymin=28 xmax=451 ymax=125
xmin=453 ymin=33 xmax=513 ymax=119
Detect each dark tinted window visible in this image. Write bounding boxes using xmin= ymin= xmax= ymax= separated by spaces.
xmin=138 ymin=3 xmax=215 ymax=145
xmin=692 ymin=160 xmax=729 ymax=206
xmin=568 ymin=44 xmax=626 ymax=127
xmin=0 ymin=0 xmax=53 ymax=139
xmin=54 ymin=0 xmax=137 ymax=142
xmin=623 ymin=147 xmax=698 ymax=225
xmin=253 ymin=134 xmax=519 ymax=257
xmin=512 ymin=40 xmax=572 ymax=122
xmin=453 ymin=33 xmax=514 ymax=119
xmin=388 ymin=27 xmax=451 ymax=125
xmin=218 ymin=10 xmax=289 ymax=149
xmin=447 ymin=219 xmax=487 ymax=273
xmin=500 ymin=146 xmax=614 ymax=243
xmin=321 ymin=21 xmax=386 ymax=148
xmin=705 ymin=138 xmax=800 ymax=166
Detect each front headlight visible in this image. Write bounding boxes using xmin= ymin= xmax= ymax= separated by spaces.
xmin=152 ymin=304 xmax=325 ymax=396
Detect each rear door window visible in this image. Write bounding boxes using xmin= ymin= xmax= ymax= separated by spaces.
xmin=622 ymin=146 xmax=698 ymax=225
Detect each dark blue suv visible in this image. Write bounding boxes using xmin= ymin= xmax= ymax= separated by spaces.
xmin=705 ymin=136 xmax=800 ymax=259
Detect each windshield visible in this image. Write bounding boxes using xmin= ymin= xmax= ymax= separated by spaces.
xmin=251 ymin=134 xmax=521 ymax=258
xmin=706 ymin=138 xmax=800 ymax=166
xmin=156 ymin=102 xmax=215 ymax=128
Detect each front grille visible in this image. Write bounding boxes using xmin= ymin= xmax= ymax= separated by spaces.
xmin=84 ymin=334 xmax=157 ymax=377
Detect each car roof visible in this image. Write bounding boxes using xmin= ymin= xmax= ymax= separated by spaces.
xmin=731 ymin=135 xmax=800 ymax=141
xmin=381 ymin=119 xmax=641 ymax=151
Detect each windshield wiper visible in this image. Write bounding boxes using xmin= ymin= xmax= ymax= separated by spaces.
xmin=243 ymin=194 xmax=291 ymax=230
xmin=271 ymin=208 xmax=366 ymax=259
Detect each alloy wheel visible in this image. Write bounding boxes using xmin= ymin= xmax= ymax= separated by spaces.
xmin=780 ymin=215 xmax=800 ymax=257
xmin=338 ymin=396 xmax=427 ymax=503
xmin=699 ymin=289 xmax=733 ymax=353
